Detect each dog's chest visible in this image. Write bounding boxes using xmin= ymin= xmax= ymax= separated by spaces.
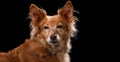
xmin=25 ymin=52 xmax=64 ymax=62
xmin=20 ymin=48 xmax=65 ymax=62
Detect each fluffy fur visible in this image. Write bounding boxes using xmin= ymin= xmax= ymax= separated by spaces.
xmin=0 ymin=1 xmax=77 ymax=62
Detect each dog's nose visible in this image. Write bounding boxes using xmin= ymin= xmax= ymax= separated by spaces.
xmin=50 ymin=35 xmax=57 ymax=41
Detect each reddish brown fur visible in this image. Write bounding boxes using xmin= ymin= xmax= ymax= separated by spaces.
xmin=0 ymin=1 xmax=77 ymax=62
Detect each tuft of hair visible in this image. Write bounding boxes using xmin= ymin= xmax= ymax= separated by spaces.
xmin=70 ymin=15 xmax=79 ymax=38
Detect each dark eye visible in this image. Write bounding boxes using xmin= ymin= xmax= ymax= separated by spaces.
xmin=44 ymin=26 xmax=49 ymax=29
xmin=57 ymin=25 xmax=63 ymax=29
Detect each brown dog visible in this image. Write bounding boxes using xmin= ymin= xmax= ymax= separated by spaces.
xmin=0 ymin=1 xmax=77 ymax=62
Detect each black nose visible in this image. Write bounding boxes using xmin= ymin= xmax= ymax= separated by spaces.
xmin=50 ymin=35 xmax=57 ymax=41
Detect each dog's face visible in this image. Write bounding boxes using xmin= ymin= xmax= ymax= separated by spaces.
xmin=41 ymin=16 xmax=66 ymax=45
xmin=29 ymin=1 xmax=76 ymax=46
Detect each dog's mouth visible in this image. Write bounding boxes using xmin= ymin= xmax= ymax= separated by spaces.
xmin=50 ymin=40 xmax=59 ymax=44
xmin=49 ymin=40 xmax=60 ymax=47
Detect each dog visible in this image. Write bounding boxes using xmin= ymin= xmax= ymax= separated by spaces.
xmin=0 ymin=1 xmax=77 ymax=62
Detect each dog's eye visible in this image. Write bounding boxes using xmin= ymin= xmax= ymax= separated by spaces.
xmin=57 ymin=25 xmax=63 ymax=29
xmin=44 ymin=26 xmax=49 ymax=29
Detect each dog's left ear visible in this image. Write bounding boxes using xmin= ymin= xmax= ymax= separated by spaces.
xmin=58 ymin=1 xmax=74 ymax=23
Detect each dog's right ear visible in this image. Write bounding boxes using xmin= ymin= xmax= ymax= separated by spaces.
xmin=29 ymin=4 xmax=46 ymax=21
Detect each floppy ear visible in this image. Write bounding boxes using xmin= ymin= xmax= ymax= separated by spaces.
xmin=58 ymin=1 xmax=74 ymax=23
xmin=29 ymin=4 xmax=46 ymax=21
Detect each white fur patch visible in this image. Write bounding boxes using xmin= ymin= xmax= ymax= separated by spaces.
xmin=47 ymin=16 xmax=52 ymax=21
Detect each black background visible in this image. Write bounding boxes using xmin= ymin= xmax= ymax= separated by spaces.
xmin=0 ymin=0 xmax=113 ymax=62
xmin=0 ymin=0 xmax=81 ymax=62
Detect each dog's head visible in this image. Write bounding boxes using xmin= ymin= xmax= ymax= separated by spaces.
xmin=29 ymin=1 xmax=77 ymax=46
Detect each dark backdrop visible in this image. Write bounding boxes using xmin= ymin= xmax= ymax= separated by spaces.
xmin=0 ymin=0 xmax=81 ymax=62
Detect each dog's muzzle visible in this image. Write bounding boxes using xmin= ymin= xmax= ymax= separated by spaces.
xmin=50 ymin=34 xmax=59 ymax=43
